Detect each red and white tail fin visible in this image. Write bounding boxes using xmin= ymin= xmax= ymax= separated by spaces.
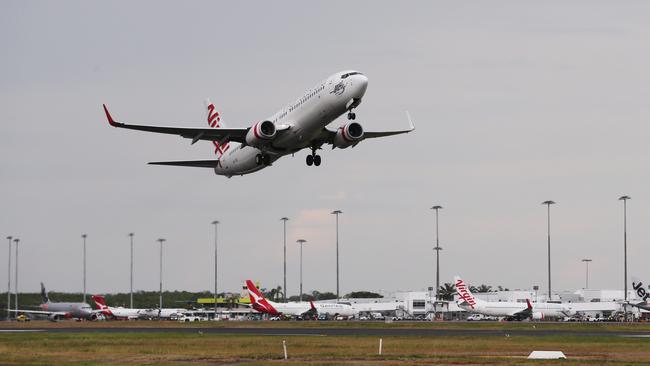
xmin=454 ymin=275 xmax=480 ymax=309
xmin=204 ymin=99 xmax=230 ymax=159
xmin=91 ymin=295 xmax=113 ymax=317
xmin=245 ymin=280 xmax=279 ymax=315
xmin=92 ymin=295 xmax=108 ymax=309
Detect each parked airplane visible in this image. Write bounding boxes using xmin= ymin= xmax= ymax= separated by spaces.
xmin=92 ymin=295 xmax=142 ymax=320
xmin=102 ymin=70 xmax=414 ymax=177
xmin=629 ymin=276 xmax=650 ymax=311
xmin=137 ymin=307 xmax=187 ymax=320
xmin=13 ymin=283 xmax=101 ymax=321
xmin=454 ymin=276 xmax=573 ymax=320
xmin=246 ymin=280 xmax=357 ymax=318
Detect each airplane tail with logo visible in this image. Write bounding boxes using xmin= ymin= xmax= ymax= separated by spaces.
xmin=91 ymin=295 xmax=113 ymax=317
xmin=40 ymin=282 xmax=49 ymax=304
xmin=204 ymin=99 xmax=232 ymax=159
xmin=245 ymin=280 xmax=279 ymax=315
xmin=454 ymin=275 xmax=483 ymax=309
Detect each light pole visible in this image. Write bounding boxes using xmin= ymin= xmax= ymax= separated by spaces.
xmin=157 ymin=238 xmax=166 ymax=320
xmin=211 ymin=220 xmax=219 ymax=319
xmin=431 ymin=206 xmax=443 ymax=300
xmin=542 ymin=200 xmax=555 ymax=301
xmin=81 ymin=234 xmax=87 ymax=303
xmin=280 ymin=217 xmax=289 ymax=302
xmin=6 ymin=236 xmax=11 ymax=321
xmin=331 ymin=210 xmax=342 ymax=299
xmin=129 ymin=233 xmax=134 ymax=309
xmin=297 ymin=239 xmax=307 ymax=302
xmin=619 ymin=195 xmax=630 ymax=304
xmin=13 ymin=238 xmax=19 ymax=313
xmin=582 ymin=259 xmax=592 ymax=289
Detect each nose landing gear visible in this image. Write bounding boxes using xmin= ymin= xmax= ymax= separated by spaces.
xmin=347 ymin=112 xmax=356 ymax=120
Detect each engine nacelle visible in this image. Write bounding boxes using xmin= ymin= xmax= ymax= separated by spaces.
xmin=531 ymin=312 xmax=544 ymax=320
xmin=48 ymin=313 xmax=63 ymax=322
xmin=333 ymin=122 xmax=364 ymax=148
xmin=245 ymin=120 xmax=276 ymax=147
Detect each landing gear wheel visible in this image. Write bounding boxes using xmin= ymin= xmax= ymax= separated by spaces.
xmin=313 ymin=155 xmax=321 ymax=166
xmin=255 ymin=154 xmax=262 ymax=165
xmin=306 ymin=155 xmax=314 ymax=166
xmin=347 ymin=112 xmax=356 ymax=120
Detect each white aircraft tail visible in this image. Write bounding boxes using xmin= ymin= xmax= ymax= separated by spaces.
xmin=204 ymin=99 xmax=231 ymax=159
xmin=454 ymin=275 xmax=482 ymax=309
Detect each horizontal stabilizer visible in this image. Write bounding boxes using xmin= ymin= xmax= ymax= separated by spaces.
xmin=148 ymin=160 xmax=219 ymax=168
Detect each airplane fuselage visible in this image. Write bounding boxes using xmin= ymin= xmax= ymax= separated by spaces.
xmin=215 ymin=71 xmax=368 ymax=177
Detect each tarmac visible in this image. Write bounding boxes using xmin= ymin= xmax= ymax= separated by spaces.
xmin=1 ymin=326 xmax=649 ymax=338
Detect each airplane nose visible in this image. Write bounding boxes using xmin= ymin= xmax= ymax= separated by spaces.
xmin=354 ymin=74 xmax=368 ymax=97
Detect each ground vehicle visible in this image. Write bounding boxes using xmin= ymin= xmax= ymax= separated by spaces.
xmin=177 ymin=312 xmax=207 ymax=322
xmin=16 ymin=315 xmax=30 ymax=322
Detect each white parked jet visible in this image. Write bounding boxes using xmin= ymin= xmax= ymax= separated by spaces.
xmin=246 ymin=280 xmax=357 ymax=318
xmin=103 ymin=70 xmax=414 ymax=177
xmin=92 ymin=295 xmax=142 ymax=320
xmin=454 ymin=276 xmax=573 ymax=320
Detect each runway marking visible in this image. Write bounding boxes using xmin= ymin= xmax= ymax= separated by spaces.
xmin=620 ymin=335 xmax=650 ymax=338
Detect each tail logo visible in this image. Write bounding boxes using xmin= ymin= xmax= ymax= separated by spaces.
xmin=206 ymin=103 xmax=230 ymax=158
xmin=633 ymin=280 xmax=650 ymax=302
xmin=455 ymin=278 xmax=476 ymax=309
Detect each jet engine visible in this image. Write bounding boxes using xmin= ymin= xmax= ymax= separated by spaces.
xmin=531 ymin=312 xmax=544 ymax=320
xmin=333 ymin=122 xmax=364 ymax=148
xmin=245 ymin=120 xmax=276 ymax=147
xmin=48 ymin=313 xmax=63 ymax=322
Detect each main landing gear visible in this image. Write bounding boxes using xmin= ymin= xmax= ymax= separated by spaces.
xmin=255 ymin=153 xmax=271 ymax=166
xmin=306 ymin=148 xmax=321 ymax=167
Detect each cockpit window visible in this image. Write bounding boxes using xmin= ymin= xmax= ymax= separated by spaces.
xmin=341 ymin=72 xmax=363 ymax=79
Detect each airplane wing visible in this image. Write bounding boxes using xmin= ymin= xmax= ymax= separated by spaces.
xmin=509 ymin=299 xmax=534 ymax=319
xmin=363 ymin=112 xmax=416 ymax=139
xmin=102 ymin=104 xmax=249 ymax=144
xmin=320 ymin=111 xmax=415 ymax=147
xmin=148 ymin=160 xmax=219 ymax=168
xmin=10 ymin=309 xmax=68 ymax=316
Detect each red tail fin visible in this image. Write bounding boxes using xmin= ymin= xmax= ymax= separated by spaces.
xmin=92 ymin=295 xmax=107 ymax=308
xmin=526 ymin=299 xmax=532 ymax=310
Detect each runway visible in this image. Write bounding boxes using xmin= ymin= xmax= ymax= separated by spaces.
xmin=2 ymin=326 xmax=649 ymax=338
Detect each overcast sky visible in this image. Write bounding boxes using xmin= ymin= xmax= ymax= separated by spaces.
xmin=2 ymin=1 xmax=649 ymax=298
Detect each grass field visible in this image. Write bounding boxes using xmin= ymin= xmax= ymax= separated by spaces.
xmin=1 ymin=321 xmax=650 ymax=365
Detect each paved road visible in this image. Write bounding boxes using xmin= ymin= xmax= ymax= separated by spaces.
xmin=2 ymin=327 xmax=649 ymax=337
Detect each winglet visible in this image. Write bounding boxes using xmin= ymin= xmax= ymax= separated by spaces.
xmin=103 ymin=104 xmax=120 ymax=127
xmin=405 ymin=111 xmax=415 ymax=131
xmin=310 ymin=301 xmax=316 ymax=310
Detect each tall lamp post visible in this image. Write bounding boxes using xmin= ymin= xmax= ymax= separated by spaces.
xmin=6 ymin=236 xmax=11 ymax=321
xmin=13 ymin=238 xmax=19 ymax=313
xmin=211 ymin=220 xmax=219 ymax=318
xmin=280 ymin=217 xmax=289 ymax=302
xmin=581 ymin=259 xmax=592 ymax=289
xmin=81 ymin=234 xmax=87 ymax=303
xmin=129 ymin=233 xmax=134 ymax=309
xmin=542 ymin=200 xmax=555 ymax=301
xmin=331 ymin=210 xmax=342 ymax=299
xmin=157 ymin=238 xmax=166 ymax=320
xmin=619 ymin=195 xmax=630 ymax=304
xmin=297 ymin=239 xmax=307 ymax=302
xmin=431 ymin=206 xmax=443 ymax=300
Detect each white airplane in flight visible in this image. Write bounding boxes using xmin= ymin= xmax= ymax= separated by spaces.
xmin=103 ymin=70 xmax=414 ymax=177
xmin=246 ymin=280 xmax=357 ymax=318
xmin=454 ymin=276 xmax=573 ymax=320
